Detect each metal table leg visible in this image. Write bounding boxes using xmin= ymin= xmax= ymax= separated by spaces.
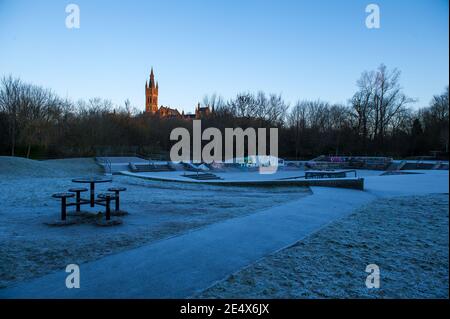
xmin=61 ymin=197 xmax=67 ymax=221
xmin=90 ymin=182 xmax=95 ymax=207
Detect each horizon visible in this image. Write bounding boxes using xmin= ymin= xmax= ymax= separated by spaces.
xmin=0 ymin=0 xmax=448 ymax=112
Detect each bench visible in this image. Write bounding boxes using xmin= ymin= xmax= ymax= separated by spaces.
xmin=51 ymin=192 xmax=75 ymax=221
xmin=108 ymin=187 xmax=128 ymax=215
xmin=96 ymin=193 xmax=123 ymax=226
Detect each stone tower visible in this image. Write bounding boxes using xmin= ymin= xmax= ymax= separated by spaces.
xmin=145 ymin=68 xmax=158 ymax=113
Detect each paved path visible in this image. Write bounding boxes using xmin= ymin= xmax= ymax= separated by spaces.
xmin=0 ymin=187 xmax=376 ymax=298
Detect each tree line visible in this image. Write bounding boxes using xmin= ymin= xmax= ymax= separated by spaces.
xmin=0 ymin=64 xmax=448 ymax=160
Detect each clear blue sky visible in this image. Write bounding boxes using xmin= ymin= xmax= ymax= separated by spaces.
xmin=0 ymin=0 xmax=448 ymax=113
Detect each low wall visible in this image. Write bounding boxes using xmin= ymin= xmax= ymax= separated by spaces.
xmin=207 ymin=178 xmax=365 ymax=190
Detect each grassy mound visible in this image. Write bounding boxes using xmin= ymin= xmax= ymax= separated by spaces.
xmin=0 ymin=156 xmax=101 ymax=178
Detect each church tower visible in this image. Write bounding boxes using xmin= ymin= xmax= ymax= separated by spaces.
xmin=145 ymin=68 xmax=159 ymax=113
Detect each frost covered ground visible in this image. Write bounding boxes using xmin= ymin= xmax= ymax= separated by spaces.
xmin=0 ymin=156 xmax=310 ymax=288
xmin=198 ymin=194 xmax=449 ymax=298
xmin=0 ymin=156 xmax=448 ymax=298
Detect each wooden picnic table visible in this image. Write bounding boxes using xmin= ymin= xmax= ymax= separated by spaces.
xmin=71 ymin=176 xmax=112 ymax=207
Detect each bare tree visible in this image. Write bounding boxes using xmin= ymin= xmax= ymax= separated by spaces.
xmin=266 ymin=94 xmax=288 ymax=125
xmin=227 ymin=92 xmax=257 ymax=119
xmin=0 ymin=76 xmax=21 ymax=155
xmin=372 ymin=64 xmax=415 ymax=142
xmin=350 ymin=70 xmax=376 ymax=150
xmin=0 ymin=76 xmax=70 ymax=157
xmin=420 ymin=87 xmax=449 ymax=152
xmin=288 ymin=101 xmax=308 ymax=159
xmin=22 ymin=85 xmax=67 ymax=157
xmin=351 ymin=64 xmax=415 ymax=150
xmin=329 ymin=104 xmax=350 ymax=155
xmin=203 ymin=93 xmax=225 ymax=113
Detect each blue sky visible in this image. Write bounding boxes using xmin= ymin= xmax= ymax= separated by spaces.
xmin=0 ymin=0 xmax=448 ymax=113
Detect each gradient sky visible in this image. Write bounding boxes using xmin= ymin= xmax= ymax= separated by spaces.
xmin=0 ymin=0 xmax=448 ymax=113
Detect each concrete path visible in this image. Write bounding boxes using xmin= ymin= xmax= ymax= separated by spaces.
xmin=0 ymin=187 xmax=376 ymax=298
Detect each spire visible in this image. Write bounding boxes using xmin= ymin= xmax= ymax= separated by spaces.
xmin=149 ymin=67 xmax=155 ymax=88
xmin=145 ymin=80 xmax=148 ymax=88
xmin=156 ymin=81 xmax=159 ymax=89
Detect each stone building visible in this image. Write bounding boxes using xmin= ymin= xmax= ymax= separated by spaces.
xmin=145 ymin=68 xmax=159 ymax=113
xmin=145 ymin=68 xmax=212 ymax=119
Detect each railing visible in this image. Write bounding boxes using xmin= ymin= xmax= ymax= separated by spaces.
xmin=96 ymin=157 xmax=112 ymax=175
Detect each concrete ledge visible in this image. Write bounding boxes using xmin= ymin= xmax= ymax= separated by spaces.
xmin=120 ymin=170 xmax=365 ymax=190
xmin=206 ymin=178 xmax=364 ymax=190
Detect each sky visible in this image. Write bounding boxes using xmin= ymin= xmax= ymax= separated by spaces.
xmin=0 ymin=0 xmax=448 ymax=113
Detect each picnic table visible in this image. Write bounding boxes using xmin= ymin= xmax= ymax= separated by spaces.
xmin=72 ymin=176 xmax=112 ymax=207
